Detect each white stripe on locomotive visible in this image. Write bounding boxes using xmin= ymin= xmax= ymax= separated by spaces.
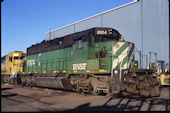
xmin=112 ymin=43 xmax=133 ymax=69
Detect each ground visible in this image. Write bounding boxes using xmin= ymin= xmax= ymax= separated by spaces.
xmin=1 ymin=84 xmax=170 ymax=112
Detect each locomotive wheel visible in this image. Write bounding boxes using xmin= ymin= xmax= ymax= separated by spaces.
xmin=12 ymin=78 xmax=18 ymax=84
xmin=92 ymin=86 xmax=98 ymax=95
xmin=3 ymin=76 xmax=11 ymax=83
xmin=92 ymin=91 xmax=98 ymax=95
xmin=76 ymin=84 xmax=81 ymax=93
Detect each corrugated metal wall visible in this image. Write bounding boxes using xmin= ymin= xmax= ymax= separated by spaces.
xmin=46 ymin=0 xmax=169 ymax=66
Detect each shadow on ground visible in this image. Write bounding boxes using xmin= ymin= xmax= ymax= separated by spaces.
xmin=2 ymin=93 xmax=18 ymax=98
xmin=1 ymin=87 xmax=12 ymax=91
xmin=63 ymin=96 xmax=170 ymax=111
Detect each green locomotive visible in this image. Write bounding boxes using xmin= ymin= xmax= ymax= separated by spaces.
xmin=26 ymin=27 xmax=133 ymax=75
xmin=17 ymin=27 xmax=160 ymax=96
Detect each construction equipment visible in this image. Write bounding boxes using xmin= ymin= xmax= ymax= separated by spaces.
xmin=156 ymin=61 xmax=170 ymax=86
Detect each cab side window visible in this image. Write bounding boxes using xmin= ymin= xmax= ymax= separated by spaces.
xmin=9 ymin=57 xmax=13 ymax=62
xmin=20 ymin=56 xmax=25 ymax=60
xmin=14 ymin=57 xmax=19 ymax=60
xmin=89 ymin=35 xmax=95 ymax=47
xmin=76 ymin=40 xmax=83 ymax=49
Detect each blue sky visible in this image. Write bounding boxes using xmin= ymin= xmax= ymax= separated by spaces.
xmin=1 ymin=0 xmax=133 ymax=57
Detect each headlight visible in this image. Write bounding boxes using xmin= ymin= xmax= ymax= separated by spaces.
xmin=114 ymin=70 xmax=118 ymax=74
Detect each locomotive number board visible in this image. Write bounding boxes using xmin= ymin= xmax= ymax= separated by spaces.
xmin=95 ymin=28 xmax=113 ymax=36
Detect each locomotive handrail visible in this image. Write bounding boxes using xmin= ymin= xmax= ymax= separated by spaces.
xmin=119 ymin=60 xmax=123 ymax=81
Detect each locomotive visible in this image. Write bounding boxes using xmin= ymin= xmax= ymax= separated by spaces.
xmin=2 ymin=27 xmax=160 ymax=97
xmin=1 ymin=51 xmax=26 ymax=83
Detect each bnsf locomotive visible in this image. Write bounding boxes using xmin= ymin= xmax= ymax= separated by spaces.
xmin=2 ymin=27 xmax=160 ymax=97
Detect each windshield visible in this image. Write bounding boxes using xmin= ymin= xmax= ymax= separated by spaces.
xmin=14 ymin=57 xmax=19 ymax=60
xmin=20 ymin=56 xmax=25 ymax=60
xmin=95 ymin=36 xmax=115 ymax=43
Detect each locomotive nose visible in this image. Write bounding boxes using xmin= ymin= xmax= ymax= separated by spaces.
xmin=112 ymin=42 xmax=134 ymax=70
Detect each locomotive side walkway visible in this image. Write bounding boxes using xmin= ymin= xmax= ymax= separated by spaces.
xmin=1 ymin=84 xmax=170 ymax=112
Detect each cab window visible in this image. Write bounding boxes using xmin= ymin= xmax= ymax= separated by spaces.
xmin=95 ymin=36 xmax=112 ymax=42
xmin=9 ymin=57 xmax=13 ymax=62
xmin=89 ymin=35 xmax=95 ymax=47
xmin=20 ymin=56 xmax=25 ymax=60
xmin=14 ymin=57 xmax=19 ymax=60
xmin=76 ymin=40 xmax=83 ymax=49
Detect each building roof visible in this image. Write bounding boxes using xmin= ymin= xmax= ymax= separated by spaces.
xmin=46 ymin=0 xmax=138 ymax=37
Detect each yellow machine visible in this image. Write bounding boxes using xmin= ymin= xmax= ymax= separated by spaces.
xmin=155 ymin=61 xmax=170 ymax=86
xmin=159 ymin=73 xmax=170 ymax=86
xmin=1 ymin=51 xmax=26 ymax=76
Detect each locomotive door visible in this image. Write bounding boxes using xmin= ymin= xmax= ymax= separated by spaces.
xmin=36 ymin=53 xmax=41 ymax=73
xmin=72 ymin=36 xmax=88 ymax=72
xmin=73 ymin=38 xmax=87 ymax=59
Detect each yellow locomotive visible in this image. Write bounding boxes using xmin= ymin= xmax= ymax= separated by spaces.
xmin=1 ymin=51 xmax=26 ymax=83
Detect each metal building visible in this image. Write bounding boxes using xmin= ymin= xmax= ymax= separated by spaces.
xmin=46 ymin=0 xmax=169 ymax=67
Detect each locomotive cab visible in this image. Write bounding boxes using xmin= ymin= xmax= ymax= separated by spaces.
xmin=4 ymin=51 xmax=26 ymax=75
xmin=71 ymin=28 xmax=127 ymax=73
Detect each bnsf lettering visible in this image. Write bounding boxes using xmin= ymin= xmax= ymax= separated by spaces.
xmin=73 ymin=63 xmax=87 ymax=70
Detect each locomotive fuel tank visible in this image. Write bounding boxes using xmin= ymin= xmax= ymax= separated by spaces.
xmin=34 ymin=76 xmax=73 ymax=90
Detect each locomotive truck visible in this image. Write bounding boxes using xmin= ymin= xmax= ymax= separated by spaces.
xmin=1 ymin=27 xmax=160 ymax=97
